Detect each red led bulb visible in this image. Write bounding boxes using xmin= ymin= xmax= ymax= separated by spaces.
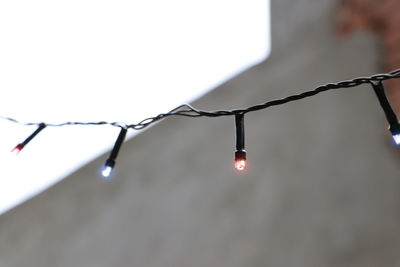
xmin=234 ymin=158 xmax=247 ymax=172
xmin=11 ymin=123 xmax=46 ymax=155
xmin=234 ymin=114 xmax=247 ymax=172
xmin=11 ymin=144 xmax=23 ymax=155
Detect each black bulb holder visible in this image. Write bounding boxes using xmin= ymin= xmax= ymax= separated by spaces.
xmin=371 ymin=81 xmax=400 ymax=136
xmin=104 ymin=158 xmax=116 ymax=169
xmin=14 ymin=123 xmax=46 ymax=151
xmin=235 ymin=113 xmax=246 ymax=160
xmin=103 ymin=127 xmax=127 ymax=173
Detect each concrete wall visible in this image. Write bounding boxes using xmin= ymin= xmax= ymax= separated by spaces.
xmin=2 ymin=0 xmax=400 ymax=266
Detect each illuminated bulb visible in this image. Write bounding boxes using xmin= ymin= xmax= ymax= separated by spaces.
xmin=392 ymin=134 xmax=400 ymax=145
xmin=11 ymin=123 xmax=46 ymax=154
xmin=100 ymin=127 xmax=127 ymax=179
xmin=101 ymin=158 xmax=115 ymax=179
xmin=234 ymin=159 xmax=247 ymax=172
xmin=234 ymin=113 xmax=247 ymax=172
xmin=389 ymin=124 xmax=400 ymax=145
xmin=11 ymin=144 xmax=23 ymax=155
xmin=101 ymin=165 xmax=113 ymax=178
xmin=371 ymin=82 xmax=400 ymax=146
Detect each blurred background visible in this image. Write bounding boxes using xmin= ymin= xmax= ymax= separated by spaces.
xmin=2 ymin=0 xmax=400 ymax=266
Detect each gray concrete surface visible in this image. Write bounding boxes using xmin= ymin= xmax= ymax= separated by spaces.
xmin=2 ymin=0 xmax=400 ymax=266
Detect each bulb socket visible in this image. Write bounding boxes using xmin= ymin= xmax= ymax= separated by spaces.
xmin=389 ymin=122 xmax=400 ymax=136
xmin=235 ymin=150 xmax=246 ymax=161
xmin=104 ymin=158 xmax=116 ymax=169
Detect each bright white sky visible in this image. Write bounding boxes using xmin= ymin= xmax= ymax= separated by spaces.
xmin=0 ymin=0 xmax=270 ymax=214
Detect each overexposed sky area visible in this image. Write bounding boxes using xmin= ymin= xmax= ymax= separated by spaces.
xmin=0 ymin=0 xmax=270 ymax=214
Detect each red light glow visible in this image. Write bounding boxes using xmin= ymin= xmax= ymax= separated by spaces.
xmin=234 ymin=159 xmax=247 ymax=172
xmin=11 ymin=144 xmax=23 ymax=155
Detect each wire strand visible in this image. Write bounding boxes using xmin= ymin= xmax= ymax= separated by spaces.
xmin=2 ymin=69 xmax=400 ymax=130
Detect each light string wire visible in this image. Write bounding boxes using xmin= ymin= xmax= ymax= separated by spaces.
xmin=4 ymin=68 xmax=400 ymax=176
xmin=2 ymin=68 xmax=400 ymax=131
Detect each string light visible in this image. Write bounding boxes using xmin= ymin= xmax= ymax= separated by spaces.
xmin=11 ymin=123 xmax=46 ymax=154
xmin=371 ymin=81 xmax=400 ymax=145
xmin=234 ymin=114 xmax=247 ymax=172
xmin=1 ymin=69 xmax=400 ymax=176
xmin=101 ymin=127 xmax=128 ymax=179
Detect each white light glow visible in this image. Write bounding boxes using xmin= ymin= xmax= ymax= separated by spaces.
xmin=392 ymin=134 xmax=400 ymax=145
xmin=0 ymin=0 xmax=270 ymax=214
xmin=101 ymin=166 xmax=113 ymax=179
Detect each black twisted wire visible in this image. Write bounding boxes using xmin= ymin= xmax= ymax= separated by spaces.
xmin=2 ymin=69 xmax=400 ymax=130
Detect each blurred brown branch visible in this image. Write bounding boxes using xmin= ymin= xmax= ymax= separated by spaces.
xmin=336 ymin=0 xmax=400 ymax=114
